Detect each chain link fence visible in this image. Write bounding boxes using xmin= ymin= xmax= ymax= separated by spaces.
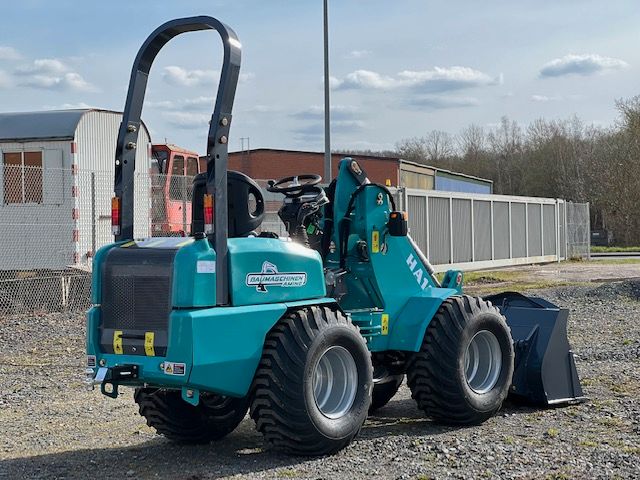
xmin=0 ymin=166 xmax=591 ymax=315
xmin=565 ymin=201 xmax=591 ymax=260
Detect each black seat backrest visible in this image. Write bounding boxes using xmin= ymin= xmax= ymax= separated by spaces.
xmin=191 ymin=171 xmax=265 ymax=237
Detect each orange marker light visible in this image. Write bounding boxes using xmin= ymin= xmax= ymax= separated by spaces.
xmin=111 ymin=197 xmax=121 ymax=236
xmin=203 ymin=194 xmax=214 ymax=234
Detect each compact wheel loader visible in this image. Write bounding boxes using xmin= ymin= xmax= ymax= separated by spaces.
xmin=86 ymin=16 xmax=584 ymax=456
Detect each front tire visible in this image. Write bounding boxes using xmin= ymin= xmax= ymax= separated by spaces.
xmin=134 ymin=388 xmax=248 ymax=444
xmin=407 ymin=295 xmax=514 ymax=425
xmin=250 ymin=305 xmax=372 ymax=456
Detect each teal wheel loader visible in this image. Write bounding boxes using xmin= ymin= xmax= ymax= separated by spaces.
xmin=85 ymin=16 xmax=584 ymax=456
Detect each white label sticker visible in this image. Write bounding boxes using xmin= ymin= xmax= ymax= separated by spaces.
xmin=164 ymin=362 xmax=186 ymax=376
xmin=196 ymin=260 xmax=216 ymax=273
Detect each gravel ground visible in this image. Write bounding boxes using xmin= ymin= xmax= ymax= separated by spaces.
xmin=1 ymin=281 xmax=639 ymax=480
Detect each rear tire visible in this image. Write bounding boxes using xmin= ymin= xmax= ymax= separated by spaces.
xmin=407 ymin=295 xmax=514 ymax=425
xmin=250 ymin=305 xmax=372 ymax=456
xmin=369 ymin=370 xmax=404 ymax=413
xmin=134 ymin=388 xmax=248 ymax=444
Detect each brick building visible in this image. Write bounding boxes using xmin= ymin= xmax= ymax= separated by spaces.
xmin=228 ymin=148 xmax=492 ymax=194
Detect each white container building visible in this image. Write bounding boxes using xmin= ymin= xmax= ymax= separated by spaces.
xmin=0 ymin=109 xmax=152 ymax=270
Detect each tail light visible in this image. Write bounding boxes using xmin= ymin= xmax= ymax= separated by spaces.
xmin=203 ymin=194 xmax=214 ymax=234
xmin=111 ymin=196 xmax=121 ymax=236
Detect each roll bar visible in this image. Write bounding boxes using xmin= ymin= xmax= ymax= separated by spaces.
xmin=113 ymin=16 xmax=241 ymax=305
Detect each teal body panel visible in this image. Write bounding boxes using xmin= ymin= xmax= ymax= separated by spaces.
xmin=172 ymin=237 xmax=217 ymax=307
xmin=227 ymin=237 xmax=326 ymax=306
xmin=325 ymin=158 xmax=460 ymax=353
xmin=87 ymin=299 xmax=338 ymax=397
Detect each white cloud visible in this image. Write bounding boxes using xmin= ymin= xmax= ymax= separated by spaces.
xmin=162 ymin=66 xmax=218 ymax=87
xmin=43 ymin=102 xmax=95 ymax=110
xmin=539 ymin=54 xmax=628 ymax=78
xmin=14 ymin=58 xmax=95 ymax=91
xmin=0 ymin=70 xmax=10 ymax=88
xmin=411 ymin=95 xmax=480 ymax=109
xmin=182 ymin=96 xmax=215 ymax=109
xmin=162 ymin=111 xmax=210 ymax=129
xmin=239 ymin=72 xmax=255 ymax=83
xmin=345 ymin=49 xmax=372 ymax=59
xmin=331 ymin=66 xmax=499 ymax=92
xmin=531 ymin=94 xmax=563 ymax=102
xmin=162 ymin=66 xmax=253 ymax=87
xmin=63 ymin=72 xmax=93 ymax=91
xmin=18 ymin=72 xmax=94 ymax=91
xmin=0 ymin=46 xmax=20 ymax=60
xmin=15 ymin=58 xmax=67 ymax=75
xmin=332 ymin=70 xmax=397 ymax=90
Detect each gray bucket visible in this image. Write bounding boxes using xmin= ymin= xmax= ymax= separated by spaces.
xmin=485 ymin=292 xmax=586 ymax=406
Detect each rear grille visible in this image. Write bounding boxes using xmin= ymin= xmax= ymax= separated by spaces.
xmin=101 ymin=247 xmax=176 ymax=333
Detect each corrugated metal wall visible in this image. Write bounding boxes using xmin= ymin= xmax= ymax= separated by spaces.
xmin=428 ymin=197 xmax=450 ymax=265
xmin=452 ymin=199 xmax=472 ymax=263
xmin=75 ymin=111 xmax=153 ymax=261
xmin=473 ymin=200 xmax=491 ymax=261
xmin=543 ymin=204 xmax=556 ymax=255
xmin=405 ymin=189 xmax=569 ymax=270
xmin=493 ymin=201 xmax=510 ymax=260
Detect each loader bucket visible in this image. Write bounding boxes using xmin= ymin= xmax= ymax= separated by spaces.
xmin=484 ymin=292 xmax=586 ymax=406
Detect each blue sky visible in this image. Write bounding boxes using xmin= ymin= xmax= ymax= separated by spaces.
xmin=0 ymin=0 xmax=638 ymax=154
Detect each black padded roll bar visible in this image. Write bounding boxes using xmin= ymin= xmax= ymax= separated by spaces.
xmin=113 ymin=15 xmax=241 ymax=305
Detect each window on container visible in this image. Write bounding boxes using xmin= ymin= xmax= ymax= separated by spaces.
xmin=198 ymin=157 xmax=207 ymax=174
xmin=3 ymin=151 xmax=43 ymax=204
xmin=151 ymin=149 xmax=168 ymax=188
xmin=186 ymin=157 xmax=198 ymax=199
xmin=186 ymin=157 xmax=199 ymax=176
xmin=169 ymin=155 xmax=185 ymax=200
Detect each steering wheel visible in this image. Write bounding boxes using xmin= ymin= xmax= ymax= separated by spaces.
xmin=267 ymin=174 xmax=322 ymax=197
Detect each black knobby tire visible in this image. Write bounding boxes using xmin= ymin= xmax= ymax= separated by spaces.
xmin=407 ymin=295 xmax=514 ymax=425
xmin=369 ymin=372 xmax=404 ymax=413
xmin=134 ymin=388 xmax=249 ymax=444
xmin=250 ymin=305 xmax=372 ymax=456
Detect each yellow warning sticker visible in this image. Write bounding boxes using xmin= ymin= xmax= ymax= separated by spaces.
xmin=113 ymin=330 xmax=123 ymax=354
xmin=145 ymin=332 xmax=155 ymax=356
xmin=372 ymin=230 xmax=380 ymax=253
xmin=121 ymin=241 xmax=136 ymax=248
xmin=381 ymin=314 xmax=389 ymax=335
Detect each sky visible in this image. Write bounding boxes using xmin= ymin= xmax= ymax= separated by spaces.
xmin=0 ymin=0 xmax=638 ymax=154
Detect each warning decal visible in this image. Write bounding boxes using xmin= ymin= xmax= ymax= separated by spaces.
xmin=164 ymin=362 xmax=186 ymax=376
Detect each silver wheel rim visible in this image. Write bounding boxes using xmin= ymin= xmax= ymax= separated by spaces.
xmin=464 ymin=330 xmax=502 ymax=394
xmin=313 ymin=346 xmax=358 ymax=419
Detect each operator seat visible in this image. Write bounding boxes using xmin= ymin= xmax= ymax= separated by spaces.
xmin=191 ymin=171 xmax=265 ymax=237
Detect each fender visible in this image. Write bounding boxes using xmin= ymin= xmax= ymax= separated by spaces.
xmin=386 ymin=289 xmax=458 ymax=352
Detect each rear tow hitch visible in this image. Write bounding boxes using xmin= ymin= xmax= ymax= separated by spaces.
xmin=85 ymin=364 xmax=139 ymax=398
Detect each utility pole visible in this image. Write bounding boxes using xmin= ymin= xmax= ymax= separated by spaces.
xmin=323 ymin=0 xmax=331 ymax=181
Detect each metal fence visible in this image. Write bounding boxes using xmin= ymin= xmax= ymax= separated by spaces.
xmin=0 ymin=166 xmax=590 ymax=315
xmin=565 ymin=201 xmax=591 ymax=260
xmin=400 ymin=189 xmax=589 ymax=271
